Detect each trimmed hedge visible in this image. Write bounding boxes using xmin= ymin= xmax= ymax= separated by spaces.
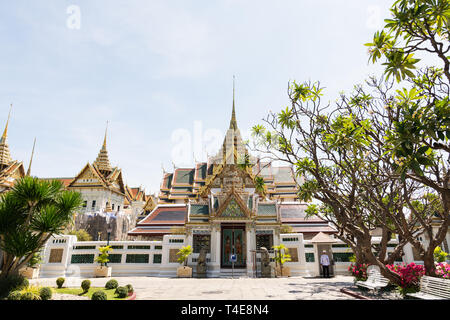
xmin=56 ymin=277 xmax=65 ymax=288
xmin=91 ymin=290 xmax=107 ymax=300
xmin=39 ymin=287 xmax=52 ymax=300
xmin=81 ymin=280 xmax=91 ymax=293
xmin=105 ymin=279 xmax=118 ymax=290
xmin=115 ymin=286 xmax=128 ymax=298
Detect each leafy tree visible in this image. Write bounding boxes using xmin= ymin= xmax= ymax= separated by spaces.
xmin=67 ymin=229 xmax=92 ymax=241
xmin=0 ymin=177 xmax=82 ymax=278
xmin=176 ymin=245 xmax=193 ymax=266
xmin=365 ymin=0 xmax=449 ymax=275
xmin=95 ymin=246 xmax=112 ymax=267
xmin=272 ymin=244 xmax=291 ymax=276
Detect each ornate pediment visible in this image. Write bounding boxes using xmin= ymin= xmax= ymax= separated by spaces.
xmin=215 ymin=187 xmax=253 ymax=219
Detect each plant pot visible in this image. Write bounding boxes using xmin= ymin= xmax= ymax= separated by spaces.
xmin=19 ymin=267 xmax=40 ymax=279
xmin=94 ymin=266 xmax=112 ymax=278
xmin=275 ymin=266 xmax=291 ymax=277
xmin=177 ymin=266 xmax=192 ymax=278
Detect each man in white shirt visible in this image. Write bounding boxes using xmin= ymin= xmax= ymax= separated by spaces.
xmin=320 ymin=250 xmax=330 ymax=278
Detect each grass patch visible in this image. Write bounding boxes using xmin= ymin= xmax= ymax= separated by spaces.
xmin=54 ymin=287 xmax=128 ymax=300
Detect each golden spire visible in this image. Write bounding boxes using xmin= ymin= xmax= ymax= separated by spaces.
xmin=94 ymin=121 xmax=112 ymax=174
xmin=0 ymin=104 xmax=13 ymax=168
xmin=26 ymin=137 xmax=36 ymax=176
xmin=229 ymin=75 xmax=238 ymax=130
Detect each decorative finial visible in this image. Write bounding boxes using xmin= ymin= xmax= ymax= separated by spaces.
xmin=103 ymin=120 xmax=109 ymax=148
xmin=2 ymin=104 xmax=12 ymax=142
xmin=229 ymin=76 xmax=237 ymax=130
xmin=26 ymin=137 xmax=36 ymax=176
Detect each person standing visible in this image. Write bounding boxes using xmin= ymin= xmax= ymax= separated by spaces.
xmin=320 ymin=250 xmax=330 ymax=278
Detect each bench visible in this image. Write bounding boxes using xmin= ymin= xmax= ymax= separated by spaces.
xmin=407 ymin=275 xmax=450 ymax=300
xmin=356 ymin=269 xmax=390 ymax=292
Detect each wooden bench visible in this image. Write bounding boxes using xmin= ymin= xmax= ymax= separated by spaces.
xmin=407 ymin=275 xmax=450 ymax=300
xmin=356 ymin=269 xmax=390 ymax=292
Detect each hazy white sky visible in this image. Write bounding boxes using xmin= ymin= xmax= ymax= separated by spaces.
xmin=0 ymin=0 xmax=395 ymax=194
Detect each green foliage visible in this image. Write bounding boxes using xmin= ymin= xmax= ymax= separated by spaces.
xmin=20 ymin=292 xmax=40 ymax=300
xmin=95 ymin=246 xmax=112 ymax=266
xmin=0 ymin=274 xmax=29 ymax=299
xmin=0 ymin=176 xmax=83 ymax=277
xmin=81 ymin=280 xmax=91 ymax=293
xmin=115 ymin=286 xmax=128 ymax=298
xmin=91 ymin=290 xmax=107 ymax=300
xmin=7 ymin=290 xmax=22 ymax=300
xmin=280 ymin=225 xmax=293 ymax=234
xmin=105 ymin=279 xmax=119 ymax=290
xmin=39 ymin=287 xmax=52 ymax=300
xmin=125 ymin=284 xmax=134 ymax=294
xmin=67 ymin=229 xmax=92 ymax=241
xmin=434 ymin=246 xmax=449 ymax=263
xmin=176 ymin=245 xmax=193 ymax=266
xmin=27 ymin=252 xmax=42 ymax=268
xmin=272 ymin=244 xmax=291 ymax=266
xmin=56 ymin=277 xmax=65 ymax=288
xmin=254 ymin=176 xmax=266 ymax=196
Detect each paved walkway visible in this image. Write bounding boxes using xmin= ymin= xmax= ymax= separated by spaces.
xmin=31 ymin=275 xmax=355 ymax=300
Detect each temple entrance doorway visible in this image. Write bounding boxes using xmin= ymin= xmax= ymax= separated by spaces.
xmin=221 ymin=224 xmax=246 ymax=268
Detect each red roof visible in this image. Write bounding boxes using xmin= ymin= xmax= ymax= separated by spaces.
xmin=138 ymin=205 xmax=187 ymax=226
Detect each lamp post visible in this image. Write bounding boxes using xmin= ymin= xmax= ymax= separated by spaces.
xmin=107 ymin=226 xmax=112 ymax=246
xmin=106 ymin=226 xmax=112 ymax=267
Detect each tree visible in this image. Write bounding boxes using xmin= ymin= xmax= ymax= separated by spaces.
xmin=0 ymin=176 xmax=82 ymax=278
xmin=67 ymin=229 xmax=92 ymax=241
xmin=176 ymin=245 xmax=193 ymax=266
xmin=252 ymin=0 xmax=449 ymax=284
xmin=365 ymin=0 xmax=449 ymax=275
xmin=95 ymin=246 xmax=112 ymax=267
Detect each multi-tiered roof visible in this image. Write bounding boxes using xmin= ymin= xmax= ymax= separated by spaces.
xmin=0 ymin=106 xmax=25 ymax=190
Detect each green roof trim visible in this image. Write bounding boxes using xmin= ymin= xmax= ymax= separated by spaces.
xmin=190 ymin=204 xmax=209 ymax=216
xmin=175 ymin=169 xmax=195 ymax=184
xmin=258 ymin=204 xmax=277 ymax=216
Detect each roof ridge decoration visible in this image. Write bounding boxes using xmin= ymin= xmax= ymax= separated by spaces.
xmin=94 ymin=121 xmax=112 ymax=173
xmin=0 ymin=104 xmax=13 ymax=168
xmin=26 ymin=137 xmax=36 ymax=176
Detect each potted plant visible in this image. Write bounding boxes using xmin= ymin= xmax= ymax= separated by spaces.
xmin=94 ymin=245 xmax=112 ymax=277
xmin=273 ymin=244 xmax=291 ymax=277
xmin=20 ymin=252 xmax=42 ymax=279
xmin=176 ymin=245 xmax=193 ymax=278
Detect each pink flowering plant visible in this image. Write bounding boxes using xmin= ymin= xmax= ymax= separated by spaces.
xmin=386 ymin=262 xmax=425 ymax=296
xmin=348 ymin=263 xmax=368 ymax=282
xmin=435 ymin=262 xmax=450 ymax=279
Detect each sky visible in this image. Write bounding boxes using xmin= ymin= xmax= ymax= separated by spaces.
xmin=0 ymin=0 xmax=395 ymax=194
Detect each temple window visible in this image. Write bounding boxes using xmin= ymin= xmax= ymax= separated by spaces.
xmin=193 ymin=234 xmax=211 ymax=253
xmin=256 ymin=234 xmax=273 ymax=250
xmin=92 ymin=200 xmax=96 ymax=208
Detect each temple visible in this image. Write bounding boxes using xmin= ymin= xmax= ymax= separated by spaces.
xmin=43 ymin=125 xmax=150 ymax=241
xmin=128 ymin=85 xmax=336 ymax=274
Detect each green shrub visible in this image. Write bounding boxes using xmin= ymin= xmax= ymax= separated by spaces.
xmin=21 ymin=292 xmax=41 ymax=300
xmin=125 ymin=284 xmax=134 ymax=294
xmin=81 ymin=280 xmax=91 ymax=293
xmin=115 ymin=286 xmax=128 ymax=298
xmin=91 ymin=290 xmax=107 ymax=300
xmin=7 ymin=291 xmax=22 ymax=300
xmin=105 ymin=279 xmax=118 ymax=290
xmin=0 ymin=274 xmax=29 ymax=299
xmin=39 ymin=287 xmax=52 ymax=300
xmin=56 ymin=277 xmax=65 ymax=288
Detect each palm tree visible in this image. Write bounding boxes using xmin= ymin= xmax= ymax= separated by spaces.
xmin=0 ymin=176 xmax=83 ymax=278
